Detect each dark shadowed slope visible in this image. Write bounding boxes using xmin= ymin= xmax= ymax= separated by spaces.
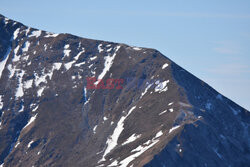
xmin=0 ymin=14 xmax=249 ymax=167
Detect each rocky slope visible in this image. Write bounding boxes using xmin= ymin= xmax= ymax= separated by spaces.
xmin=0 ymin=14 xmax=249 ymax=167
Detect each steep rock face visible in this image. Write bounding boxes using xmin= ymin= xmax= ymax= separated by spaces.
xmin=0 ymin=14 xmax=249 ymax=167
xmin=144 ymin=64 xmax=250 ymax=167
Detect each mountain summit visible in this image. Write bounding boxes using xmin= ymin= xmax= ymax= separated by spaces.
xmin=0 ymin=14 xmax=249 ymax=167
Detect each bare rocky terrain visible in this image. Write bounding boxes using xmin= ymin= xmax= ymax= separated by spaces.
xmin=0 ymin=14 xmax=249 ymax=167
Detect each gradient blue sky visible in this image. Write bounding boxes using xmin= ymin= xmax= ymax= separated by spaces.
xmin=1 ymin=0 xmax=250 ymax=110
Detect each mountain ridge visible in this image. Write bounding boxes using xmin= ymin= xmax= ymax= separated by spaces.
xmin=0 ymin=14 xmax=249 ymax=167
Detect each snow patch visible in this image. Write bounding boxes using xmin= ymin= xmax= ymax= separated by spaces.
xmin=159 ymin=110 xmax=167 ymax=115
xmin=0 ymin=46 xmax=11 ymax=79
xmin=64 ymin=61 xmax=75 ymax=70
xmin=155 ymin=80 xmax=169 ymax=93
xmin=122 ymin=134 xmax=141 ymax=145
xmin=29 ymin=30 xmax=42 ymax=38
xmin=155 ymin=130 xmax=163 ymax=138
xmin=15 ymin=141 xmax=20 ymax=148
xmin=4 ymin=18 xmax=9 ymax=24
xmin=27 ymin=140 xmax=34 ymax=148
xmin=25 ymin=27 xmax=31 ymax=36
xmin=0 ymin=96 xmax=3 ymax=110
xmin=44 ymin=44 xmax=48 ymax=51
xmin=168 ymin=102 xmax=173 ymax=106
xmin=169 ymin=125 xmax=181 ymax=133
xmin=18 ymin=105 xmax=24 ymax=113
xmin=64 ymin=49 xmax=85 ymax=70
xmin=93 ymin=125 xmax=98 ymax=134
xmin=140 ymin=83 xmax=153 ymax=98
xmin=108 ymin=160 xmax=119 ymax=167
xmin=75 ymin=61 xmax=85 ymax=67
xmin=15 ymin=70 xmax=25 ymax=98
xmin=95 ymin=46 xmax=120 ymax=85
xmin=100 ymin=106 xmax=136 ymax=162
xmin=88 ymin=64 xmax=93 ymax=69
xmin=32 ymin=105 xmax=39 ymax=112
xmin=118 ymin=130 xmax=162 ymax=167
xmin=98 ymin=44 xmax=104 ymax=53
xmin=7 ymin=65 xmax=15 ymax=78
xmin=34 ymin=73 xmax=47 ymax=86
xmin=63 ymin=44 xmax=71 ymax=58
xmin=22 ymin=55 xmax=29 ymax=61
xmin=12 ymin=45 xmax=21 ymax=62
xmin=22 ymin=41 xmax=30 ymax=52
xmin=90 ymin=56 xmax=97 ymax=61
xmin=13 ymin=28 xmax=20 ymax=40
xmin=24 ymin=114 xmax=38 ymax=129
xmin=133 ymin=47 xmax=142 ymax=51
xmin=34 ymin=64 xmax=59 ymax=87
xmin=162 ymin=63 xmax=168 ymax=69
xmin=37 ymin=86 xmax=45 ymax=97
xmin=107 ymin=48 xmax=112 ymax=52
xmin=23 ymin=79 xmax=33 ymax=89
xmin=53 ymin=63 xmax=62 ymax=70
xmin=74 ymin=49 xmax=85 ymax=60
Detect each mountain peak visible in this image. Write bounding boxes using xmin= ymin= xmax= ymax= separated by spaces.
xmin=0 ymin=14 xmax=249 ymax=167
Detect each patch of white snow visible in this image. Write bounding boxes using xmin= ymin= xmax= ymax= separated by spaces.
xmin=22 ymin=41 xmax=30 ymax=52
xmin=169 ymin=125 xmax=181 ymax=133
xmin=162 ymin=63 xmax=168 ymax=69
xmin=155 ymin=80 xmax=169 ymax=93
xmin=24 ymin=114 xmax=38 ymax=129
xmin=122 ymin=134 xmax=141 ymax=145
xmin=0 ymin=46 xmax=11 ymax=79
xmin=100 ymin=106 xmax=136 ymax=162
xmin=95 ymin=46 xmax=120 ymax=85
xmin=29 ymin=30 xmax=42 ymax=38
xmin=159 ymin=110 xmax=167 ymax=115
xmin=98 ymin=44 xmax=104 ymax=53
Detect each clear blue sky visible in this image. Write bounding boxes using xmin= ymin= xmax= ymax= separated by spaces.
xmin=1 ymin=0 xmax=250 ymax=110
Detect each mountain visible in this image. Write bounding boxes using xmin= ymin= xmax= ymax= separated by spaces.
xmin=0 ymin=14 xmax=249 ymax=167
